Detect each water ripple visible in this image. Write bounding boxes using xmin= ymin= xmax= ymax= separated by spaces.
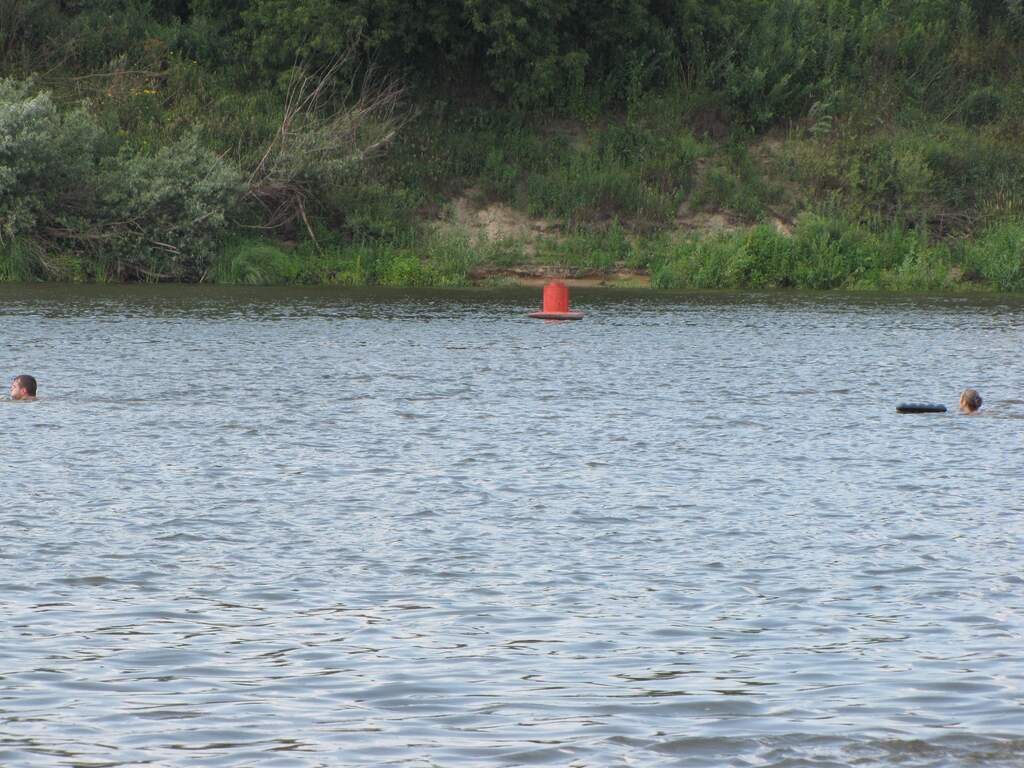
xmin=1 ymin=286 xmax=1023 ymax=766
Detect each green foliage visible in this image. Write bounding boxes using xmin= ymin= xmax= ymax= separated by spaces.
xmin=7 ymin=2 xmax=1024 ymax=292
xmin=0 ymin=79 xmax=105 ymax=241
xmin=328 ymin=181 xmax=422 ymax=244
xmin=10 ymin=0 xmax=1024 ymax=128
xmin=880 ymin=240 xmax=953 ymax=291
xmin=513 ymin=121 xmax=703 ymax=228
xmin=96 ymin=132 xmax=243 ymax=279
xmin=534 ymin=220 xmax=634 ymax=271
xmin=482 ymin=147 xmax=520 ymax=201
xmin=207 ymin=238 xmax=303 ymax=284
xmin=0 ymin=237 xmax=42 ymax=281
xmin=383 ymin=111 xmax=549 ymax=198
xmin=962 ymin=86 xmax=1002 ymax=126
xmin=724 ymin=224 xmax=796 ymax=287
xmin=598 ymin=123 xmax=704 ymax=198
xmin=961 ymin=222 xmax=1024 ymax=290
xmin=526 ymin=153 xmax=674 ymax=227
xmin=652 ymin=215 xmax=955 ymax=291
xmin=1 ymin=78 xmax=241 ymax=280
xmin=231 ymin=0 xmax=693 ymax=110
xmin=788 ymin=213 xmax=877 ymax=288
xmin=651 ymin=233 xmax=732 ymax=289
xmin=373 ymin=234 xmax=477 ymax=287
xmin=692 ymin=141 xmax=771 ymax=219
xmin=40 ymin=0 xmax=185 ymax=71
xmin=720 ymin=0 xmax=825 ymax=128
xmin=779 ymin=125 xmax=1024 ymax=234
xmin=0 ymin=0 xmax=63 ymax=67
xmin=202 ymin=230 xmax=483 ymax=287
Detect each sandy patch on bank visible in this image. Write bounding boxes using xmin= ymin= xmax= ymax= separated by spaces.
xmin=436 ymin=190 xmax=557 ymax=252
xmin=435 ymin=174 xmax=792 ymax=286
xmin=468 ymin=266 xmax=650 ymax=288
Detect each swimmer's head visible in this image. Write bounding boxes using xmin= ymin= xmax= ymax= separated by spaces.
xmin=959 ymin=388 xmax=982 ymax=414
xmin=10 ymin=375 xmax=37 ymax=400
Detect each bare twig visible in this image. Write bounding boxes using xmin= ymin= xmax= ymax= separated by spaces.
xmin=246 ymin=46 xmax=407 ymax=239
xmin=149 ymin=240 xmax=182 ymax=254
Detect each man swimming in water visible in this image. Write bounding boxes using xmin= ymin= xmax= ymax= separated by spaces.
xmin=959 ymin=388 xmax=982 ymax=414
xmin=10 ymin=375 xmax=37 ymax=401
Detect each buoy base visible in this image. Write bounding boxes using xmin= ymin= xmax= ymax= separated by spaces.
xmin=528 ymin=311 xmax=585 ymax=320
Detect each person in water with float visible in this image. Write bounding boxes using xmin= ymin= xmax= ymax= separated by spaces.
xmin=959 ymin=388 xmax=982 ymax=414
xmin=9 ymin=375 xmax=38 ymax=401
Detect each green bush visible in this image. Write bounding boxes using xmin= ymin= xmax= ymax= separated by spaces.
xmin=721 ymin=0 xmax=823 ymax=128
xmin=643 ymin=132 xmax=704 ymax=198
xmin=377 ymin=253 xmax=437 ymax=287
xmin=99 ymin=132 xmax=244 ymax=279
xmin=207 ymin=239 xmax=302 ymax=284
xmin=788 ymin=214 xmax=873 ymax=288
xmin=232 ymin=0 xmax=693 ymax=109
xmin=780 ymin=126 xmax=1024 ymax=234
xmin=692 ymin=142 xmax=770 ymax=219
xmin=963 ymin=86 xmax=1003 ymax=126
xmin=961 ymin=222 xmax=1024 ymax=290
xmin=415 ymin=233 xmax=480 ymax=285
xmin=526 ymin=153 xmax=674 ymax=227
xmin=482 ymin=148 xmax=520 ymax=201
xmin=534 ymin=221 xmax=633 ymax=271
xmin=56 ymin=0 xmax=182 ymax=71
xmin=328 ymin=181 xmax=422 ymax=244
xmin=651 ymin=215 xmax=955 ymax=291
xmin=1 ymin=78 xmax=244 ymax=280
xmin=598 ymin=122 xmax=704 ymax=199
xmin=0 ymin=0 xmax=63 ymax=66
xmin=0 ymin=237 xmax=43 ymax=281
xmin=880 ymin=242 xmax=952 ymax=291
xmin=0 ymin=79 xmax=105 ymax=242
xmin=725 ymin=225 xmax=795 ymax=288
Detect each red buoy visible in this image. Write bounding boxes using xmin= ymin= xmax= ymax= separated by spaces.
xmin=528 ymin=280 xmax=584 ymax=320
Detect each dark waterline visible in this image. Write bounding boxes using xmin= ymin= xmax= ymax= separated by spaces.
xmin=2 ymin=285 xmax=1023 ymax=767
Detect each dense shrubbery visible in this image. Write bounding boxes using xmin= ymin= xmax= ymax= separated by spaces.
xmin=0 ymin=54 xmax=401 ymax=280
xmin=961 ymin=222 xmax=1024 ymax=290
xmin=7 ymin=0 xmax=1021 ymax=119
xmin=0 ymin=78 xmax=242 ymax=279
xmin=650 ymin=217 xmax=957 ymax=291
xmin=100 ymin=133 xmax=244 ymax=278
xmin=777 ymin=125 xmax=1024 ymax=236
xmin=0 ymin=80 xmax=102 ymax=240
xmin=3 ymin=1 xmax=1024 ymax=289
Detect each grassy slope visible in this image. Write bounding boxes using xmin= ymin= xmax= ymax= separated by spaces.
xmin=277 ymin=84 xmax=1024 ymax=291
xmin=3 ymin=50 xmax=1024 ymax=290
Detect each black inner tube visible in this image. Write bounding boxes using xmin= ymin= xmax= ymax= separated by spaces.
xmin=896 ymin=403 xmax=947 ymax=413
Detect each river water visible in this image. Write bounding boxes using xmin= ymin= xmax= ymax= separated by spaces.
xmin=2 ymin=285 xmax=1022 ymax=767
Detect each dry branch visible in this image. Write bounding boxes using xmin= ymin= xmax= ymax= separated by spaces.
xmin=246 ymin=49 xmax=406 ymax=244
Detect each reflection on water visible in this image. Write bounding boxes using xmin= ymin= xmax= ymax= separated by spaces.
xmin=2 ymin=285 xmax=1023 ymax=767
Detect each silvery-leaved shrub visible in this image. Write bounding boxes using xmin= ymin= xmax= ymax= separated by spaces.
xmin=1 ymin=77 xmax=245 ymax=280
xmin=100 ymin=133 xmax=245 ymax=280
xmin=0 ymin=78 xmax=103 ymax=245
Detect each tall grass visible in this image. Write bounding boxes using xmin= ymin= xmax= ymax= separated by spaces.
xmin=202 ymin=232 xmax=486 ymax=287
xmin=652 ymin=216 xmax=958 ymax=291
xmin=0 ymin=238 xmax=42 ymax=282
xmin=960 ymin=222 xmax=1024 ymax=290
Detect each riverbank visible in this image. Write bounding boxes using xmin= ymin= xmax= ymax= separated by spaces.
xmin=128 ymin=209 xmax=1016 ymax=291
xmin=3 ymin=92 xmax=1022 ymax=291
xmin=3 ymin=2 xmax=1024 ymax=291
